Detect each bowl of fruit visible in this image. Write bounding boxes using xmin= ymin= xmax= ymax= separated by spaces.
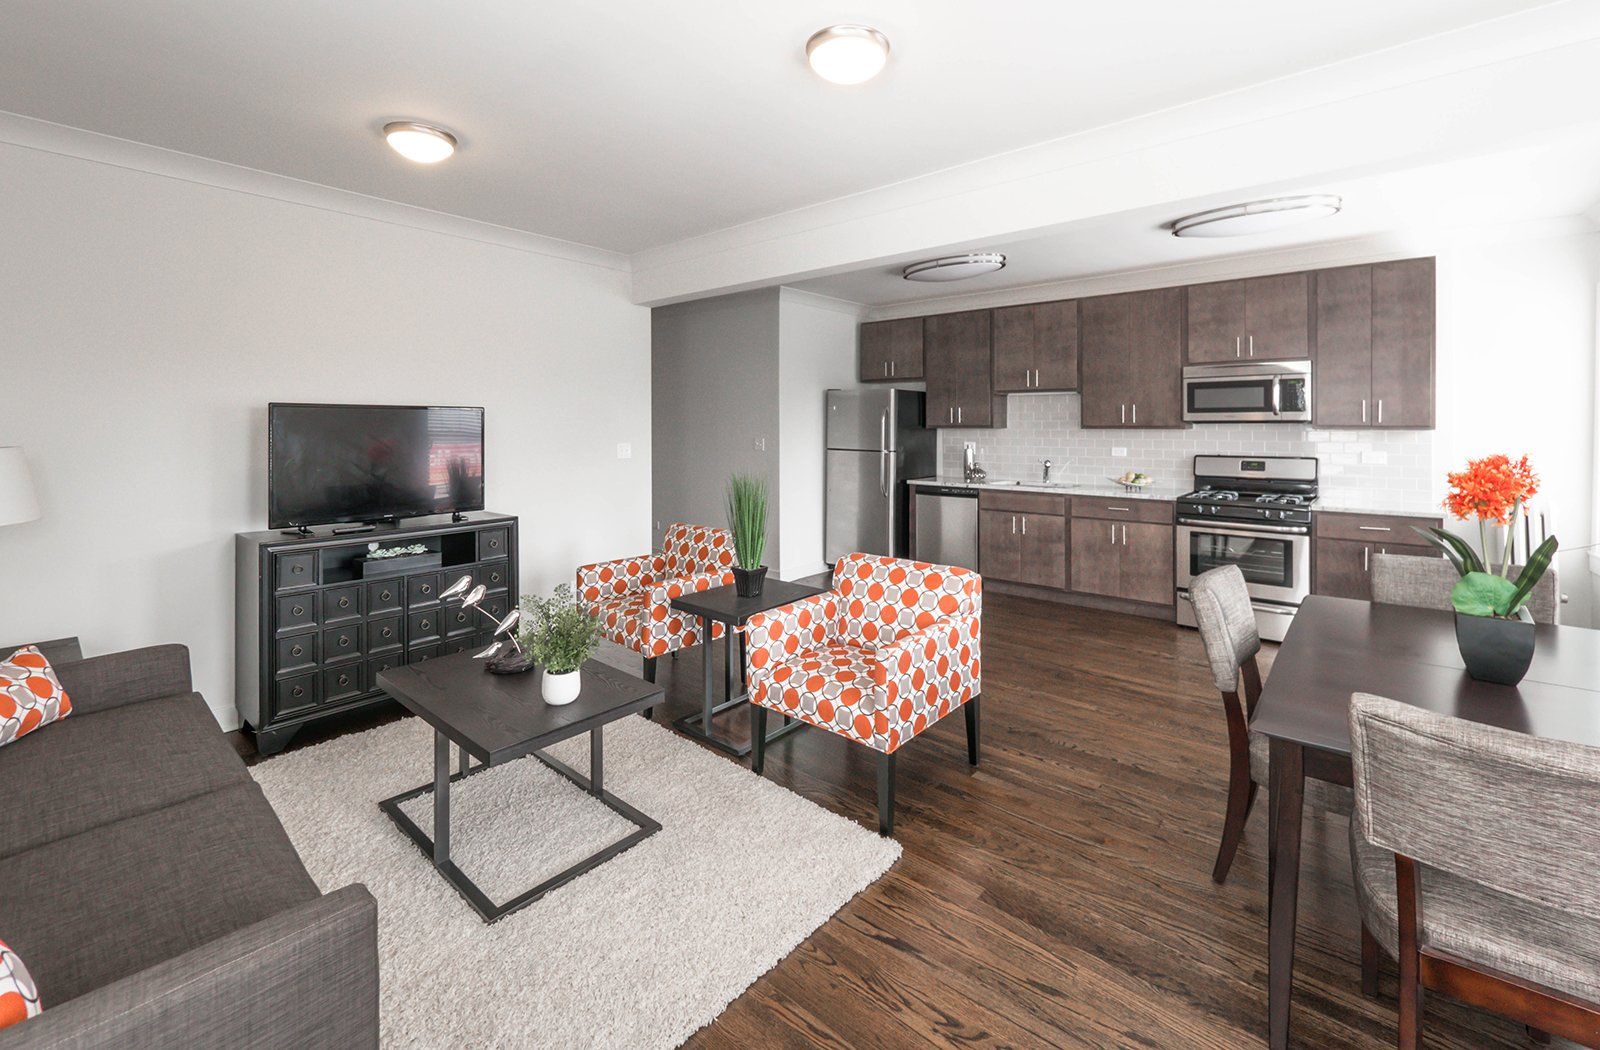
xmin=1109 ymin=471 xmax=1154 ymax=492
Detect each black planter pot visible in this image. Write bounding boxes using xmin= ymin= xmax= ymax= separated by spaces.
xmin=733 ymin=565 xmax=767 ymax=598
xmin=1454 ymin=611 xmax=1536 ymax=686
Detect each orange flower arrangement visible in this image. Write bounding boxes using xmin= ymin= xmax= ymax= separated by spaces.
xmin=1443 ymin=454 xmax=1539 ymax=526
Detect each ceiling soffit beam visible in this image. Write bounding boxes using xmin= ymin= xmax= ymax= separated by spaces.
xmin=630 ymin=5 xmax=1600 ymax=305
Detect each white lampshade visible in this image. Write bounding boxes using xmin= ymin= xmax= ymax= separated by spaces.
xmin=0 ymin=448 xmax=41 ymax=527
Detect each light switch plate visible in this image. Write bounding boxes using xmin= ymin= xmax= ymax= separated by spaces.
xmin=616 ymin=442 xmax=632 ymax=459
xmin=754 ymin=437 xmax=767 ymax=452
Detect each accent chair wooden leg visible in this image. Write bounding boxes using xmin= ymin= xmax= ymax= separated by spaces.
xmin=751 ymin=705 xmax=768 ymax=775
xmin=964 ymin=696 xmax=980 ymax=766
xmin=1361 ymin=922 xmax=1381 ymax=999
xmin=877 ymin=751 xmax=896 ymax=836
xmin=1397 ymin=855 xmax=1423 ymax=1050
xmin=1212 ymin=770 xmax=1257 ymax=884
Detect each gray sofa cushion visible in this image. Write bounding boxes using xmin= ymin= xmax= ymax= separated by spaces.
xmin=0 ymin=692 xmax=247 ymax=860
xmin=0 ymin=780 xmax=319 ymax=1006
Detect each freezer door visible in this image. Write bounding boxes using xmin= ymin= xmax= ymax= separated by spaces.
xmin=826 ymin=448 xmax=892 ymax=561
xmin=826 ymin=389 xmax=893 ymax=451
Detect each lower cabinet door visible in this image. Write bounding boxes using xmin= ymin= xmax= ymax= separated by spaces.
xmin=978 ymin=510 xmax=1023 ymax=582
xmin=1018 ymin=514 xmax=1068 ymax=590
xmin=1070 ymin=521 xmax=1122 ymax=598
xmin=1118 ymin=523 xmax=1175 ymax=605
xmin=1313 ymin=538 xmax=1373 ymax=600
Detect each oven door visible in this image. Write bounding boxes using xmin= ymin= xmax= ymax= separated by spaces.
xmin=1175 ymin=523 xmax=1310 ymax=605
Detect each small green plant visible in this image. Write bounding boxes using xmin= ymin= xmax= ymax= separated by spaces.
xmin=519 ymin=585 xmax=601 ymax=673
xmin=727 ymin=474 xmax=769 ymax=570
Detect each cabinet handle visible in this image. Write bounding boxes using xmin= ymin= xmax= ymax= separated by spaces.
xmin=1363 ymin=546 xmax=1370 ymax=572
xmin=338 ymin=597 xmax=350 ymax=608
xmin=1235 ymin=336 xmax=1241 ymax=358
xmin=489 ymin=539 xmax=499 ymax=549
xmin=1011 ymin=515 xmax=1017 ymax=535
xmin=1248 ymin=335 xmax=1254 ymax=357
xmin=381 ymin=590 xmax=392 ymax=601
xmin=1357 ymin=525 xmax=1392 ymax=533
xmin=1121 ymin=523 xmax=1127 ymax=545
xmin=1121 ymin=403 xmax=1126 ymax=424
xmin=338 ymin=674 xmax=349 ymax=687
xmin=883 ymin=361 xmax=889 ymax=377
xmin=292 ymin=565 xmax=304 ymax=575
xmin=1104 ymin=506 xmax=1131 ymax=513
xmin=1361 ymin=399 xmax=1367 ymax=423
xmin=382 ymin=627 xmax=393 ymax=638
xmin=420 ymin=619 xmax=431 ymax=631
xmin=890 ymin=361 xmax=896 ymax=377
xmin=1131 ymin=403 xmax=1137 ymax=424
xmin=292 ymin=605 xmax=304 ymax=616
xmin=292 ymin=686 xmax=304 ymax=698
xmin=1110 ymin=523 xmax=1116 ymax=544
xmin=1377 ymin=399 xmax=1383 ymax=424
xmin=339 ymin=636 xmax=350 ymax=647
xmin=421 ymin=584 xmax=432 ymax=595
xmin=291 ymin=645 xmax=304 ymax=657
xmin=1021 ymin=516 xmax=1027 ymax=535
xmin=956 ymin=406 xmax=962 ymax=423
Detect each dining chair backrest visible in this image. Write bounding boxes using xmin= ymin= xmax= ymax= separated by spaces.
xmin=1188 ymin=565 xmax=1260 ymax=695
xmin=1349 ymin=691 xmax=1600 ymax=923
xmin=1372 ymin=553 xmax=1559 ymax=624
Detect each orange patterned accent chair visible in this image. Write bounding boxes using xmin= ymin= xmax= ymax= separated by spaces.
xmin=744 ymin=553 xmax=982 ymax=835
xmin=575 ymin=523 xmax=737 ymax=714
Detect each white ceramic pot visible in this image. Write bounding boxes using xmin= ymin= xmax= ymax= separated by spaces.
xmin=541 ymin=668 xmax=581 ymax=705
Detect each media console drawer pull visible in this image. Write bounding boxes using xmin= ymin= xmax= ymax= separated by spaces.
xmin=292 ymin=605 xmax=304 ymax=616
xmin=1357 ymin=525 xmax=1392 ymax=532
xmin=420 ymin=584 xmax=432 ymax=596
xmin=292 ymin=686 xmax=305 ymax=698
xmin=338 ymin=597 xmax=351 ymax=609
xmin=338 ymin=674 xmax=350 ymax=687
xmin=338 ymin=636 xmax=350 ymax=648
xmin=291 ymin=645 xmax=304 ymax=658
xmin=380 ymin=589 xmax=393 ymax=602
xmin=381 ymin=627 xmax=393 ymax=639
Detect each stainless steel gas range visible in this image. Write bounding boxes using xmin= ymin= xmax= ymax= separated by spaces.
xmin=1174 ymin=455 xmax=1318 ymax=642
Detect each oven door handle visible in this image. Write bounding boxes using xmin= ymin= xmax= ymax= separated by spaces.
xmin=1177 ymin=520 xmax=1310 ymax=536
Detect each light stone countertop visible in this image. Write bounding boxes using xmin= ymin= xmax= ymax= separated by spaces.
xmin=906 ymin=476 xmax=1186 ymax=502
xmin=1311 ymin=494 xmax=1444 ymax=519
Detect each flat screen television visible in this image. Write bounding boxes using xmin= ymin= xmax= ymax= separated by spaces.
xmin=268 ymin=403 xmax=485 ymax=529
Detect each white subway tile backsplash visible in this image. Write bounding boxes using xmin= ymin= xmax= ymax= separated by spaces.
xmin=938 ymin=393 xmax=1434 ymax=510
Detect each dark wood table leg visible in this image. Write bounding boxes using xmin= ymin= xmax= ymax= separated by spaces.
xmin=1268 ymin=737 xmax=1306 ymax=1050
xmin=433 ymin=729 xmax=450 ymax=867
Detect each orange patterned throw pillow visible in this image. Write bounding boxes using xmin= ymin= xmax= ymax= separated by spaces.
xmin=0 ymin=939 xmax=40 ymax=1029
xmin=0 ymin=646 xmax=72 ymax=749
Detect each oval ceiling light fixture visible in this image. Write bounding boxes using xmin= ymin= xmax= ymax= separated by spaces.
xmin=1171 ymin=194 xmax=1342 ymax=238
xmin=902 ymin=252 xmax=1007 ymax=283
xmin=806 ymin=25 xmax=891 ymax=85
xmin=383 ymin=121 xmax=458 ymax=164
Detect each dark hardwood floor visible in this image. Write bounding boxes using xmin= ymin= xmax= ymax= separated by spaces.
xmin=234 ymin=591 xmax=1565 ymax=1049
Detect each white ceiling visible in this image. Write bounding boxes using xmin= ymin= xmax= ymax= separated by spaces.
xmin=792 ymin=129 xmax=1600 ymax=306
xmin=0 ymin=0 xmax=1557 ymax=254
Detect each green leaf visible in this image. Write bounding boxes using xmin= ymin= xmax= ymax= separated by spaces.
xmin=1505 ymin=535 xmax=1559 ymax=616
xmin=1451 ymin=571 xmax=1519 ymax=618
xmin=1409 ymin=525 xmax=1481 ymax=576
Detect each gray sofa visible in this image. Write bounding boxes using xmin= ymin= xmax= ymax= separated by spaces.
xmin=0 ymin=639 xmax=378 ymax=1048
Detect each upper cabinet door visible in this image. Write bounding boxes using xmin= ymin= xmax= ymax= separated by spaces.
xmin=1185 ymin=280 xmax=1247 ymax=362
xmin=1369 ymin=258 xmax=1434 ymax=428
xmin=1312 ymin=265 xmax=1373 ymax=427
xmin=1124 ymin=287 xmax=1186 ymax=428
xmin=1243 ymin=272 xmax=1310 ymax=360
xmin=858 ymin=318 xmax=922 ymax=383
xmin=991 ymin=305 xmax=1035 ymax=393
xmin=1079 ymin=293 xmax=1130 ymax=428
xmin=925 ymin=310 xmax=1002 ymax=427
xmin=1032 ymin=299 xmax=1079 ymax=391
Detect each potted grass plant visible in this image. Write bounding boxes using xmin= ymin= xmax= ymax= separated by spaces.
xmin=727 ymin=473 xmax=769 ymax=597
xmin=520 ymin=584 xmax=602 ymax=704
xmin=1412 ymin=453 xmax=1558 ymax=685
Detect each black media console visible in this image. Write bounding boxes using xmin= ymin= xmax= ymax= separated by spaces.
xmin=235 ymin=512 xmax=519 ymax=755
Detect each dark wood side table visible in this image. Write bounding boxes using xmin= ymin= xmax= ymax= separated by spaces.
xmin=668 ymin=578 xmax=826 ymax=758
xmin=1251 ymin=595 xmax=1600 ymax=1049
xmin=376 ymin=652 xmax=663 ymax=923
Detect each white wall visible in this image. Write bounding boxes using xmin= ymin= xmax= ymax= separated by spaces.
xmin=0 ymin=140 xmax=652 ymax=730
xmin=651 ymin=290 xmax=780 ymax=559
xmin=776 ymin=290 xmax=863 ymax=579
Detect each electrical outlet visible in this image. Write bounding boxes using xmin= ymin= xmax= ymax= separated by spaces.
xmin=753 ymin=437 xmax=767 ymax=452
xmin=616 ymin=442 xmax=632 ymax=459
xmin=1112 ymin=447 xmax=1128 ymax=457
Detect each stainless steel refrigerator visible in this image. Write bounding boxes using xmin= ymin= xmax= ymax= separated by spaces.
xmin=825 ymin=389 xmax=936 ymax=563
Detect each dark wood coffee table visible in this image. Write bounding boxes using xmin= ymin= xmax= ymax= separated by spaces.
xmin=376 ymin=652 xmax=663 ymax=923
xmin=668 ymin=578 xmax=825 ymax=757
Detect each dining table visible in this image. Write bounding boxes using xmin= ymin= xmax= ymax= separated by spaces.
xmin=1250 ymin=594 xmax=1600 ymax=1049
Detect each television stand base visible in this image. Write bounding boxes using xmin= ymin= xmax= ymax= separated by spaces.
xmin=280 ymin=525 xmax=314 ymax=538
xmin=452 ymin=511 xmax=468 ymax=522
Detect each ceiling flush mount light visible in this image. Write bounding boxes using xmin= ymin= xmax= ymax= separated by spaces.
xmin=1170 ymin=195 xmax=1342 ymax=238
xmin=383 ymin=121 xmax=458 ymax=164
xmin=902 ymin=252 xmax=1007 ymax=283
xmin=806 ymin=25 xmax=890 ymax=85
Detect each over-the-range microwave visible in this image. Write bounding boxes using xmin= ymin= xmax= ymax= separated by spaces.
xmin=1182 ymin=360 xmax=1311 ymax=423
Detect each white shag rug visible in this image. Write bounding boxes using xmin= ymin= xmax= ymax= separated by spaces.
xmin=251 ymin=708 xmax=900 ymax=1048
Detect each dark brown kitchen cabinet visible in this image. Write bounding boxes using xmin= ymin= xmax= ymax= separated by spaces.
xmin=925 ymin=310 xmax=1006 ymax=428
xmin=858 ymin=318 xmax=924 ymax=383
xmin=1312 ymin=511 xmax=1442 ymax=600
xmin=1186 ymin=273 xmax=1310 ymax=362
xmin=1069 ymin=500 xmax=1174 ymax=604
xmin=993 ymin=299 xmax=1078 ymax=393
xmin=978 ymin=492 xmax=1068 ymax=590
xmin=1313 ymin=257 xmax=1435 ymax=428
xmin=1080 ymin=288 xmax=1185 ymax=428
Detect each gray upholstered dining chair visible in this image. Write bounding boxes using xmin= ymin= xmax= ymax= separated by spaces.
xmin=1371 ymin=552 xmax=1560 ymax=624
xmin=1348 ymin=692 xmax=1600 ymax=1048
xmin=1189 ymin=565 xmax=1352 ymax=884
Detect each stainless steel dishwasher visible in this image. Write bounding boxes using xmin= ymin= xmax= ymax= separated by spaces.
xmin=913 ymin=485 xmax=979 ymax=571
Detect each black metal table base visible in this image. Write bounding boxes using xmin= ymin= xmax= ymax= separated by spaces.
xmin=671 ymin=614 xmax=807 ymax=758
xmin=379 ymin=727 xmax=660 ymax=923
xmin=673 ymin=698 xmax=806 ymax=758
